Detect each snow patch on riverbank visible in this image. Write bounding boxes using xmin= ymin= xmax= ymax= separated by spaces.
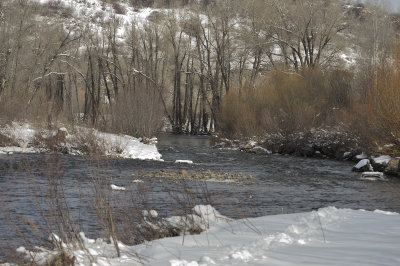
xmin=0 ymin=122 xmax=162 ymax=161
xmin=16 ymin=206 xmax=400 ymax=265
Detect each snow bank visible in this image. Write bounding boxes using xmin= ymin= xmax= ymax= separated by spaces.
xmin=0 ymin=123 xmax=162 ymax=161
xmin=16 ymin=206 xmax=400 ymax=265
xmin=0 ymin=122 xmax=38 ymax=149
xmin=92 ymin=129 xmax=162 ymax=161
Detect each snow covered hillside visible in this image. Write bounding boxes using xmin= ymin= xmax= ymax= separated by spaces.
xmin=18 ymin=206 xmax=400 ymax=265
xmin=32 ymin=0 xmax=162 ymax=29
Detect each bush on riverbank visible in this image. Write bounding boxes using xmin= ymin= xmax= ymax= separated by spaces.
xmin=219 ymin=68 xmax=356 ymax=140
xmin=362 ymin=41 xmax=400 ymax=154
xmin=219 ymin=41 xmax=400 ymax=158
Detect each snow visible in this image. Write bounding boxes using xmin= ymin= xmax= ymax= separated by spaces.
xmin=0 ymin=122 xmax=37 ymax=148
xmin=143 ymin=210 xmax=158 ymax=218
xmin=175 ymin=160 xmax=194 ymax=164
xmin=338 ymin=48 xmax=357 ymax=67
xmin=353 ymin=159 xmax=373 ymax=171
xmin=0 ymin=146 xmax=40 ymax=154
xmin=32 ymin=0 xmax=170 ymax=36
xmin=92 ymin=129 xmax=162 ymax=161
xmin=111 ymin=184 xmax=126 ymax=191
xmin=0 ymin=123 xmax=162 ymax=161
xmin=372 ymin=155 xmax=392 ymax=165
xmin=356 ymin=152 xmax=368 ymax=160
xmin=16 ymin=206 xmax=400 ymax=266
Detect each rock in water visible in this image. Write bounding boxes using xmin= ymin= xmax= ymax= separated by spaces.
xmin=371 ymin=155 xmax=391 ymax=172
xmin=353 ymin=159 xmax=373 ymax=172
xmin=361 ymin=172 xmax=384 ymax=180
xmin=384 ymin=158 xmax=400 ymax=176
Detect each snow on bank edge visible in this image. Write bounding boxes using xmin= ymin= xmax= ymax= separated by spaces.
xmin=16 ymin=206 xmax=400 ymax=266
xmin=0 ymin=123 xmax=162 ymax=161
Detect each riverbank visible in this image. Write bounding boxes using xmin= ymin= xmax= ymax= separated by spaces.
xmin=0 ymin=122 xmax=162 ymax=161
xmin=14 ymin=206 xmax=400 ymax=266
xmin=212 ymin=128 xmax=400 ymax=177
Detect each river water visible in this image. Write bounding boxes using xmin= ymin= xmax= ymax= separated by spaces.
xmin=1 ymin=134 xmax=400 ymax=261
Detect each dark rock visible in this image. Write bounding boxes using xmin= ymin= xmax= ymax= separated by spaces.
xmin=353 ymin=159 xmax=373 ymax=172
xmin=384 ymin=158 xmax=400 ymax=176
xmin=300 ymin=145 xmax=315 ymax=157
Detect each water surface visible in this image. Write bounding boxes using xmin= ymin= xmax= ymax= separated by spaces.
xmin=1 ymin=134 xmax=399 ymax=261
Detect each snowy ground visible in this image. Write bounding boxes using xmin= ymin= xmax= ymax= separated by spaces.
xmin=0 ymin=122 xmax=162 ymax=161
xmin=17 ymin=206 xmax=400 ymax=266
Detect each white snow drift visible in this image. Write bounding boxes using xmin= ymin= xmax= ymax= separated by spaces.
xmin=17 ymin=206 xmax=400 ymax=266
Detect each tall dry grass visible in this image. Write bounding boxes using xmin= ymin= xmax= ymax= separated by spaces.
xmin=363 ymin=40 xmax=400 ymax=154
xmin=220 ymin=68 xmax=355 ymax=139
xmin=3 ymin=156 xmax=215 ymax=265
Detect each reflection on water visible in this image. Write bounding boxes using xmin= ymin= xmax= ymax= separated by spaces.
xmin=1 ymin=134 xmax=400 ymax=261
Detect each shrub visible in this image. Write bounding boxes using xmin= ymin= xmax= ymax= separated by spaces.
xmin=219 ymin=68 xmax=355 ymax=138
xmin=363 ymin=40 xmax=400 ymax=153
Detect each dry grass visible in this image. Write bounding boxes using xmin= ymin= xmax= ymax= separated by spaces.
xmin=220 ymin=68 xmax=355 ymax=138
xmin=0 ymin=132 xmax=19 ymax=146
xmin=4 ymin=156 xmax=217 ymax=265
xmin=363 ymin=40 xmax=400 ymax=154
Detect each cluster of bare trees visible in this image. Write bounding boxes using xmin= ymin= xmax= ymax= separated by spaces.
xmin=0 ymin=0 xmax=397 ymax=136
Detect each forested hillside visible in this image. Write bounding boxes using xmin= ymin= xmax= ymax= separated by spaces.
xmin=0 ymin=0 xmax=399 ymax=151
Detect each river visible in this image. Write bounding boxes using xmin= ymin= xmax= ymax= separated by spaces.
xmin=1 ymin=134 xmax=400 ymax=262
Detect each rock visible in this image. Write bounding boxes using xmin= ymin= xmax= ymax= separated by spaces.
xmin=361 ymin=172 xmax=384 ymax=180
xmin=300 ymin=145 xmax=314 ymax=157
xmin=371 ymin=155 xmax=392 ymax=172
xmin=321 ymin=146 xmax=335 ymax=158
xmin=55 ymin=127 xmax=68 ymax=142
xmin=212 ymin=138 xmax=234 ymax=149
xmin=356 ymin=152 xmax=368 ymax=160
xmin=353 ymin=159 xmax=373 ymax=172
xmin=314 ymin=150 xmax=323 ymax=158
xmin=212 ymin=142 xmax=226 ymax=149
xmin=240 ymin=141 xmax=256 ymax=151
xmin=384 ymin=158 xmax=400 ymax=176
xmin=343 ymin=151 xmax=352 ymax=158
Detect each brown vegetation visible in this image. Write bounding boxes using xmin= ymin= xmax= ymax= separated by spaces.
xmin=220 ymin=68 xmax=355 ymax=139
xmin=363 ymin=40 xmax=400 ymax=153
xmin=0 ymin=0 xmax=398 ymax=146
